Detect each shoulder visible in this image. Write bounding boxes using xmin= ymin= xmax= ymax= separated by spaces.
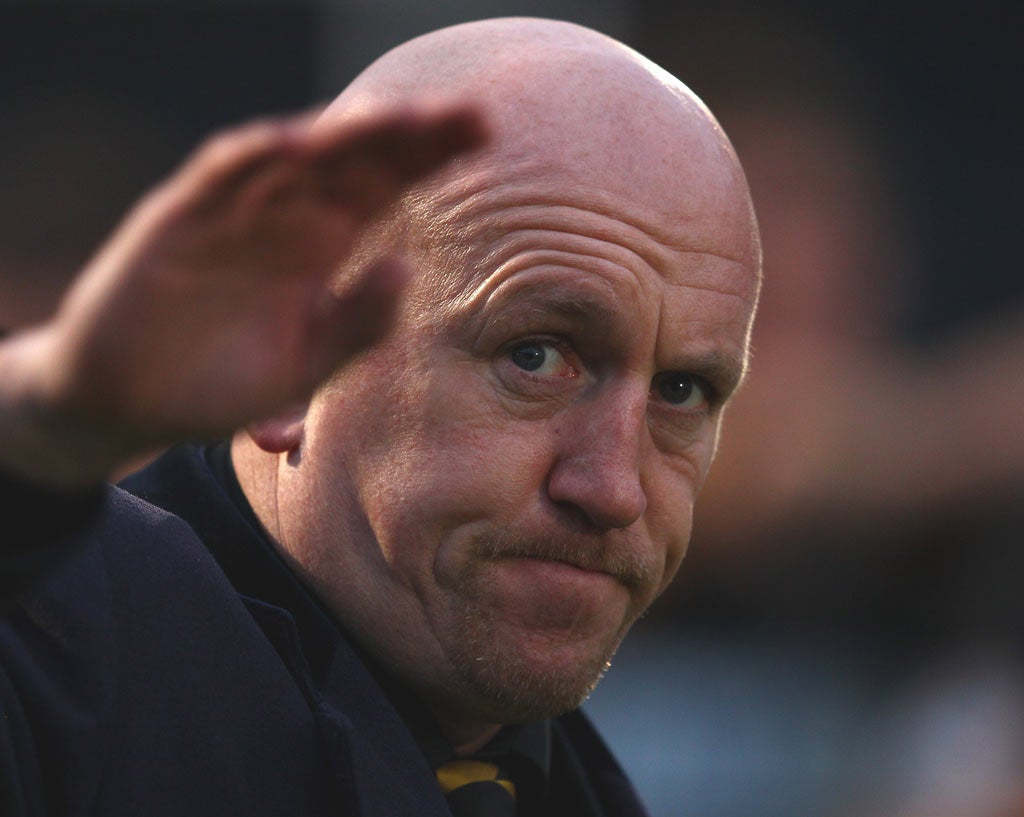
xmin=0 ymin=485 xmax=230 ymax=816
xmin=0 ymin=485 xmax=230 ymax=700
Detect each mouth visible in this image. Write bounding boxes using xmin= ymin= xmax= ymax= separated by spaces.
xmin=488 ymin=554 xmax=624 ymax=599
xmin=475 ymin=536 xmax=653 ymax=591
xmin=518 ymin=555 xmax=615 ymax=580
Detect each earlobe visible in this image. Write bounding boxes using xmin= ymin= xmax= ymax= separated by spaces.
xmin=246 ymin=404 xmax=308 ymax=454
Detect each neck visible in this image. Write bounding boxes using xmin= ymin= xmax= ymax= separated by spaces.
xmin=230 ymin=433 xmax=283 ymax=542
xmin=441 ymin=718 xmax=503 ymax=756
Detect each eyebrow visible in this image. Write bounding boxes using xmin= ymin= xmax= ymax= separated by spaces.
xmin=519 ymin=286 xmax=623 ymax=324
xmin=673 ymin=348 xmax=748 ymax=400
xmin=475 ymin=274 xmax=626 ymax=325
xmin=465 ymin=277 xmax=625 ymax=337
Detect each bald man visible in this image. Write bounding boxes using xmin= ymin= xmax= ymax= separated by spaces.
xmin=0 ymin=18 xmax=759 ymax=817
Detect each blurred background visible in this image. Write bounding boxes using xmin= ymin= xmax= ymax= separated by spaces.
xmin=2 ymin=1 xmax=1022 ymax=815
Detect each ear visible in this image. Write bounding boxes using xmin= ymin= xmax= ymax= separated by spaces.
xmin=245 ymin=403 xmax=308 ymax=454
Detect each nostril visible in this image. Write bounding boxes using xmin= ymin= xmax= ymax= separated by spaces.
xmin=547 ymin=495 xmax=606 ymax=534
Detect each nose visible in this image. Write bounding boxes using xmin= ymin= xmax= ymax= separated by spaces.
xmin=546 ymin=388 xmax=648 ymax=530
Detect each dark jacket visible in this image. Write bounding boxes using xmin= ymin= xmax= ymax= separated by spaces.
xmin=0 ymin=444 xmax=648 ymax=816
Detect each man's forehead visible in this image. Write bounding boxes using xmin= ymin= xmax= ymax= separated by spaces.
xmin=410 ymin=166 xmax=759 ymax=311
xmin=333 ymin=17 xmax=761 ymax=336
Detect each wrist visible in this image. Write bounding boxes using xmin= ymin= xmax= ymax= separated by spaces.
xmin=0 ymin=326 xmax=129 ymax=487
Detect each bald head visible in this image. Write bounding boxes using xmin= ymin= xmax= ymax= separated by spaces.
xmin=321 ymin=17 xmax=759 ymax=299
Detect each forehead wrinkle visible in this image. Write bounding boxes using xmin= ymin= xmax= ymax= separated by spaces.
xmin=478 ymin=244 xmax=651 ymax=303
xmin=407 ymin=161 xmax=758 ymax=363
xmin=425 ymin=172 xmax=753 ymax=273
xmin=664 ymin=276 xmax=759 ymax=310
xmin=457 ymin=225 xmax=757 ymax=318
xmin=457 ymin=261 xmax=629 ymax=331
xmin=475 ymin=223 xmax=756 ymax=308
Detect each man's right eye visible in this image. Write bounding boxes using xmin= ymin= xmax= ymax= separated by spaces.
xmin=508 ymin=341 xmax=577 ymax=378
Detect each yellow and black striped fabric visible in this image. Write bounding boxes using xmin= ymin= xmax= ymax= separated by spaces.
xmin=436 ymin=758 xmax=517 ymax=816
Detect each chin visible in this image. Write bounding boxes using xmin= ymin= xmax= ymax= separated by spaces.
xmin=446 ymin=616 xmax=626 ymax=723
xmin=427 ymin=553 xmax=650 ymax=723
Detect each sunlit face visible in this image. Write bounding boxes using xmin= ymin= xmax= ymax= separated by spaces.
xmin=275 ymin=131 xmax=759 ymax=728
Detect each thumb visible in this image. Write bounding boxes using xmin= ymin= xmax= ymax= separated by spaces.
xmin=304 ymin=256 xmax=410 ymax=386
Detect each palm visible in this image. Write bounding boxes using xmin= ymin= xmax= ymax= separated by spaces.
xmin=45 ymin=105 xmax=485 ymax=445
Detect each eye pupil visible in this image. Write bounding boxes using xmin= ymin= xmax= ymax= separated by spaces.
xmin=658 ymin=374 xmax=694 ymax=404
xmin=511 ymin=344 xmax=546 ymax=372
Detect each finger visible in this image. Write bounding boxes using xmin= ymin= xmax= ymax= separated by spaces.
xmin=164 ymin=103 xmax=486 ymax=225
xmin=191 ymin=107 xmax=323 ymax=182
xmin=303 ymin=104 xmax=489 ymax=215
xmin=159 ymin=111 xmax=324 ymax=220
xmin=302 ymin=256 xmax=410 ymax=387
xmin=309 ymin=102 xmax=488 ymax=175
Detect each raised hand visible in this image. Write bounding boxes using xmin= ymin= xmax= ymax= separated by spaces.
xmin=0 ymin=102 xmax=487 ymax=484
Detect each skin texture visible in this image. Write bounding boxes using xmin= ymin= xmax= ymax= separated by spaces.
xmin=234 ymin=18 xmax=761 ymax=751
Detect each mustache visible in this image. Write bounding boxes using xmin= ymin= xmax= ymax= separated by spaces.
xmin=472 ymin=529 xmax=658 ymax=591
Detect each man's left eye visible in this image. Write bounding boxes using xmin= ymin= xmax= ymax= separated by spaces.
xmin=508 ymin=341 xmax=576 ymax=377
xmin=653 ymin=373 xmax=708 ymax=409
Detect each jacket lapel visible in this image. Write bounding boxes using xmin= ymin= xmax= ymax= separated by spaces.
xmin=315 ymin=640 xmax=453 ymax=817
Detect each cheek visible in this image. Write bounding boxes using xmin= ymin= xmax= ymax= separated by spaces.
xmin=362 ymin=370 xmax=554 ymax=557
xmin=644 ymin=463 xmax=699 ymax=592
xmin=395 ymin=413 xmax=550 ymax=529
xmin=369 ymin=430 xmax=550 ymax=608
xmin=424 ymin=361 xmax=553 ymax=496
xmin=657 ymin=511 xmax=693 ymax=593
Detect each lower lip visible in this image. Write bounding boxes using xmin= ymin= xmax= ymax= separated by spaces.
xmin=496 ymin=557 xmax=618 ymax=592
xmin=477 ymin=557 xmax=631 ymax=635
xmin=485 ymin=557 xmax=627 ymax=632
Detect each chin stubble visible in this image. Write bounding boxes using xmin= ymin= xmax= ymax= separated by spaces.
xmin=441 ymin=530 xmax=657 ymax=721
